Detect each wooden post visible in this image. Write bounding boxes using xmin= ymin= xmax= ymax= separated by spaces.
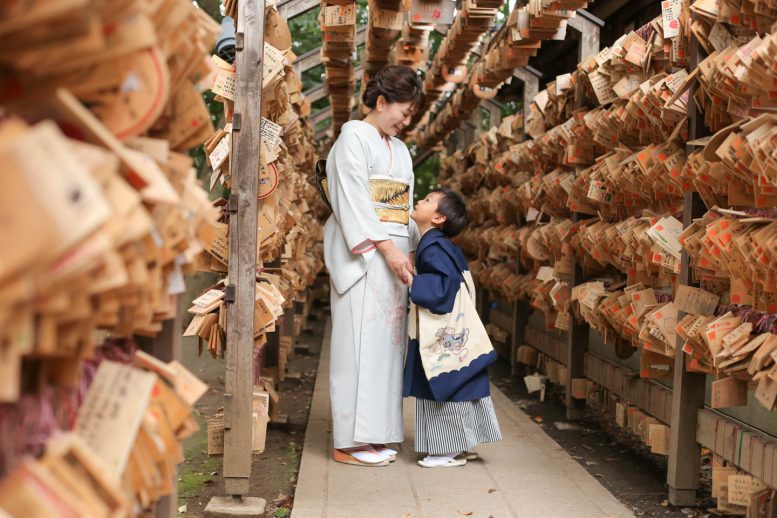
xmin=563 ymin=11 xmax=600 ymax=420
xmin=509 ymin=71 xmax=540 ymax=375
xmin=261 ymin=259 xmax=282 ymax=385
xmin=511 ymin=210 xmax=528 ymax=376
xmin=667 ymin=28 xmax=708 ymax=506
xmin=284 ymin=306 xmax=295 ymax=354
xmin=484 ymin=100 xmax=503 ymax=128
xmin=223 ymin=0 xmax=265 ymax=497
xmin=568 ymin=10 xmax=602 ymax=63
xmin=563 ymin=258 xmax=589 ymax=419
xmin=467 ymin=110 xmax=481 ymax=139
xmin=445 ymin=132 xmax=458 ymax=155
xmin=140 ymin=301 xmax=182 ymax=518
xmin=513 ymin=67 xmax=540 ymax=124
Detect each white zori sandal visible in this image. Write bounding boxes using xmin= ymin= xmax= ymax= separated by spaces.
xmin=371 ymin=444 xmax=398 ymax=462
xmin=334 ymin=448 xmax=390 ymax=467
xmin=456 ymin=451 xmax=479 ymax=461
xmin=417 ymin=455 xmax=467 ymax=468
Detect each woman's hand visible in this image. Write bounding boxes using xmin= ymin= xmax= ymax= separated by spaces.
xmin=376 ymin=240 xmax=414 ymax=286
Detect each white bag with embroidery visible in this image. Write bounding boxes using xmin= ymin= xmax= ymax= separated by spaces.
xmin=409 ymin=270 xmax=495 ymax=400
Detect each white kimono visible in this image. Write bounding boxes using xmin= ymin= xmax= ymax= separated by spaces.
xmin=323 ymin=120 xmax=420 ymax=449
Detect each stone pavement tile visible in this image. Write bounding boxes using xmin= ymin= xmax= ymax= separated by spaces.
xmin=323 ymin=505 xmax=418 ymax=518
xmin=477 ymin=446 xmax=565 ymax=475
xmin=407 ymin=462 xmax=493 ymax=491
xmin=416 ymin=489 xmax=515 ymax=518
xmin=498 ymin=497 xmax=609 ymax=518
xmin=496 ymin=473 xmax=598 ymax=503
xmin=328 ymin=463 xmax=416 ymax=506
xmin=495 ymin=472 xmax=629 ymax=518
xmin=289 ymin=506 xmax=325 ymax=518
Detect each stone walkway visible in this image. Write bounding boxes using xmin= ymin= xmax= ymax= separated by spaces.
xmin=292 ymin=320 xmax=636 ymax=518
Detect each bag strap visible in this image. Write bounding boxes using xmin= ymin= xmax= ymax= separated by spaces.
xmin=434 ymin=244 xmax=475 ymax=300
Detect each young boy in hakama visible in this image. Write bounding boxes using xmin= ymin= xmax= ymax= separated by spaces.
xmin=403 ymin=188 xmax=502 ymax=468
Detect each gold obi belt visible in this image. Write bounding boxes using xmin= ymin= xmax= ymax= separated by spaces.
xmin=370 ymin=178 xmax=410 ymax=225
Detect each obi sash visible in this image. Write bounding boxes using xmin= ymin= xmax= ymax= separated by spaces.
xmin=369 ymin=178 xmax=410 ymax=225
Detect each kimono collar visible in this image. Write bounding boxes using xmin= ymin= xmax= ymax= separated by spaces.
xmin=417 ymin=228 xmax=469 ymax=274
xmin=417 ymin=228 xmax=446 ymax=255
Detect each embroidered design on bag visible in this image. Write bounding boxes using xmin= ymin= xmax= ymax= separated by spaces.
xmin=432 ymin=327 xmax=470 ymax=363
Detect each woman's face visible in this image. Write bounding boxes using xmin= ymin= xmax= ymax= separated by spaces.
xmin=373 ymin=97 xmax=416 ymax=137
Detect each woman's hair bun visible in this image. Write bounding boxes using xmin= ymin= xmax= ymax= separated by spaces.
xmin=362 ymin=65 xmax=424 ymax=112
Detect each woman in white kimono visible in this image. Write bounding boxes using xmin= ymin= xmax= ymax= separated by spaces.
xmin=324 ymin=65 xmax=424 ymax=466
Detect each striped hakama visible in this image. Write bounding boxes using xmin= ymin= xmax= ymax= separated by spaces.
xmin=414 ymin=396 xmax=502 ymax=455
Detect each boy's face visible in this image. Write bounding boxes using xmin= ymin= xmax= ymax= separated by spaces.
xmin=411 ymin=192 xmax=447 ymax=228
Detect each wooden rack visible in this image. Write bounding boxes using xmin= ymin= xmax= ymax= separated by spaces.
xmin=431 ymin=2 xmax=777 ymax=507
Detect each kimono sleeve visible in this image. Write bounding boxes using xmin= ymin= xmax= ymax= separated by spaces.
xmin=328 ymin=129 xmax=390 ymax=254
xmin=410 ymin=244 xmax=461 ymax=315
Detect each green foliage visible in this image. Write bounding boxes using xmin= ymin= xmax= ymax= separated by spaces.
xmin=413 ymin=153 xmax=440 ymax=202
xmin=501 ymin=100 xmax=521 ymax=118
xmin=480 ymin=107 xmax=491 ymax=132
xmin=312 ymin=96 xmax=331 ymax=111
xmin=302 ymin=64 xmax=325 ymax=91
xmin=429 ymin=30 xmax=444 ymax=61
xmin=356 ymin=0 xmax=369 ymax=25
xmin=288 ymin=7 xmax=323 ymax=55
xmin=315 ymin=117 xmax=331 ymax=132
xmin=195 ymin=0 xmax=224 ymax=22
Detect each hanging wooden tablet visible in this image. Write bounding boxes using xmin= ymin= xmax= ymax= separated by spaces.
xmin=74 ymin=47 xmax=171 ymax=140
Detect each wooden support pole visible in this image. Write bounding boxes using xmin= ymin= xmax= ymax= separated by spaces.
xmin=666 ymin=196 xmax=707 ymax=507
xmin=568 ymin=11 xmax=603 ymax=62
xmin=511 ymin=210 xmax=528 ymax=376
xmin=282 ymin=305 xmax=295 ymax=372
xmin=563 ymin=258 xmax=589 ymax=419
xmin=141 ymin=301 xmax=182 ymax=518
xmin=563 ymin=13 xmax=599 ymax=421
xmin=667 ymin=28 xmax=708 ymax=506
xmin=510 ymin=94 xmax=536 ymax=375
xmin=262 ymin=260 xmax=283 ymax=384
xmin=469 ymin=109 xmax=483 ymax=138
xmin=514 ymin=68 xmax=540 ymax=125
xmin=485 ymin=100 xmax=503 ymax=127
xmin=510 ymin=301 xmax=527 ymax=375
xmin=445 ymin=131 xmax=458 ymax=155
xmin=223 ymin=0 xmax=265 ymax=497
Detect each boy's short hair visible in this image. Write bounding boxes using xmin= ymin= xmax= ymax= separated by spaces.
xmin=431 ymin=188 xmax=468 ymax=238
